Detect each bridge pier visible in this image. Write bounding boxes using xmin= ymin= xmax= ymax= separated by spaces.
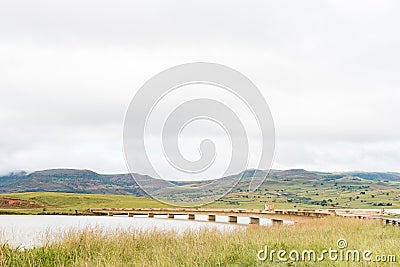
xmin=228 ymin=216 xmax=237 ymax=223
xmin=148 ymin=213 xmax=154 ymax=218
xmin=208 ymin=214 xmax=216 ymax=221
xmin=328 ymin=209 xmax=337 ymax=215
xmin=168 ymin=214 xmax=175 ymax=219
xmin=271 ymin=218 xmax=283 ymax=225
xmin=249 ymin=217 xmax=260 ymax=225
xmin=188 ymin=214 xmax=195 ymax=220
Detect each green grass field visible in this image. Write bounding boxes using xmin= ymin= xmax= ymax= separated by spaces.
xmin=212 ymin=176 xmax=400 ymax=210
xmin=0 ymin=192 xmax=171 ymax=215
xmin=1 ymin=187 xmax=400 ymax=215
xmin=1 ymin=217 xmax=399 ymax=266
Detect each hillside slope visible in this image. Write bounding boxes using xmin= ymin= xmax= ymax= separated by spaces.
xmin=1 ymin=168 xmax=400 ymax=197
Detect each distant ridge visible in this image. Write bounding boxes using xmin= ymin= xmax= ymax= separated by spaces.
xmin=0 ymin=169 xmax=145 ymax=196
xmin=0 ymin=168 xmax=399 ymax=196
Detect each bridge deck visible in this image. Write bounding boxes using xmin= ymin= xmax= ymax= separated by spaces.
xmin=90 ymin=207 xmax=333 ymax=216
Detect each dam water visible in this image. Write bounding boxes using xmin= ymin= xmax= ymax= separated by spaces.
xmin=0 ymin=214 xmax=286 ymax=249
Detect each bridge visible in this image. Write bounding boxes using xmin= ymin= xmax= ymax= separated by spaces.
xmin=88 ymin=207 xmax=334 ymax=225
xmin=88 ymin=207 xmax=400 ymax=226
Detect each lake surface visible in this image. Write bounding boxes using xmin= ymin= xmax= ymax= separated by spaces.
xmin=386 ymin=209 xmax=400 ymax=215
xmin=0 ymin=215 xmax=285 ymax=249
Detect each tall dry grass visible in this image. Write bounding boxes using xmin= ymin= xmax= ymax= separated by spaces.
xmin=0 ymin=217 xmax=399 ymax=266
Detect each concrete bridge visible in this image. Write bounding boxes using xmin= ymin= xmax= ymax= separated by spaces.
xmin=88 ymin=207 xmax=333 ymax=225
xmin=88 ymin=207 xmax=400 ymax=227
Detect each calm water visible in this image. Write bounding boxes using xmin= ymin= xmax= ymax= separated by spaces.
xmin=2 ymin=209 xmax=397 ymax=249
xmin=0 ymin=215 xmax=286 ymax=249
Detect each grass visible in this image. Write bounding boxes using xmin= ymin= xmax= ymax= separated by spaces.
xmin=212 ymin=177 xmax=400 ymax=210
xmin=0 ymin=217 xmax=399 ymax=266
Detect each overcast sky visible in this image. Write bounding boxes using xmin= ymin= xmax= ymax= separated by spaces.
xmin=1 ymin=0 xmax=400 ymax=175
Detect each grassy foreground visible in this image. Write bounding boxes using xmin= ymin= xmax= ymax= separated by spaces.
xmin=1 ymin=217 xmax=399 ymax=266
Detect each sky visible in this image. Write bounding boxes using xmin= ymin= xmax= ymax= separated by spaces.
xmin=1 ymin=0 xmax=400 ymax=175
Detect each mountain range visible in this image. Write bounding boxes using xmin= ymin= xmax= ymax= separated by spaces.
xmin=1 ymin=168 xmax=400 ymax=196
